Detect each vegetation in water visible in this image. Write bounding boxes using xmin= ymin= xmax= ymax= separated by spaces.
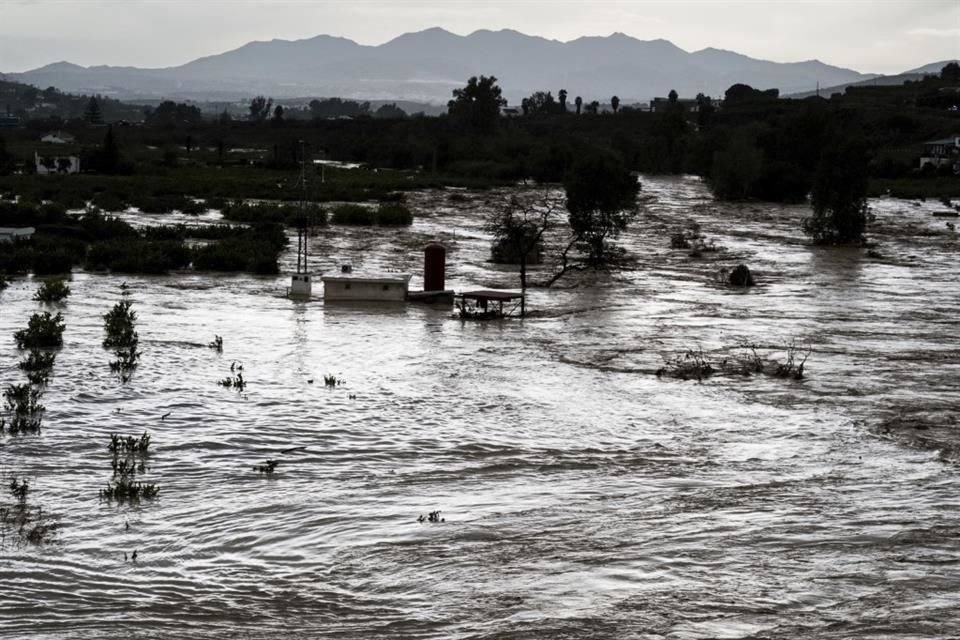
xmin=2 ymin=475 xmax=57 ymax=545
xmin=1 ymin=384 xmax=44 ymax=434
xmin=103 ymin=300 xmax=138 ymax=349
xmin=220 ymin=362 xmax=246 ymax=391
xmin=33 ymin=277 xmax=71 ymax=303
xmin=254 ymin=460 xmax=278 ymax=474
xmin=101 ymin=432 xmax=158 ymax=503
xmin=103 ymin=299 xmax=140 ymax=381
xmin=331 ymin=203 xmax=376 ymax=225
xmin=656 ymin=347 xmax=716 ymax=382
xmin=13 ymin=312 xmax=65 ymax=349
xmin=18 ymin=350 xmax=57 ymax=386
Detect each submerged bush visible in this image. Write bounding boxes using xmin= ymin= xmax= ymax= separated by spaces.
xmin=103 ymin=300 xmax=137 ymax=346
xmin=87 ymin=238 xmax=191 ymax=274
xmin=14 ymin=312 xmax=65 ymax=349
xmin=102 ymin=431 xmax=157 ymax=502
xmin=18 ymin=350 xmax=57 ymax=386
xmin=192 ymin=223 xmax=287 ymax=275
xmin=221 ymin=201 xmax=327 ymax=227
xmin=2 ymin=384 xmax=45 ymax=434
xmin=375 ymin=202 xmax=413 ymax=226
xmin=33 ymin=277 xmax=71 ymax=303
xmin=331 ymin=204 xmax=375 ymax=225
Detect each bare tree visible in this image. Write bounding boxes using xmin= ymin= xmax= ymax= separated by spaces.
xmin=486 ymin=192 xmax=563 ymax=317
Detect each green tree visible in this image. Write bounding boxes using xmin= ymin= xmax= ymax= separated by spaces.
xmin=84 ymin=97 xmax=103 ymax=124
xmin=803 ymin=131 xmax=870 ymax=245
xmin=709 ymin=133 xmax=763 ymax=200
xmin=486 ymin=193 xmax=562 ymax=316
xmin=524 ymin=91 xmax=558 ymax=115
xmin=374 ymin=103 xmax=407 ymax=119
xmin=0 ymin=136 xmax=13 ymax=175
xmin=574 ymin=96 xmax=583 ymax=115
xmin=97 ymin=124 xmax=121 ymax=174
xmin=447 ymin=75 xmax=506 ymax=132
xmin=249 ymin=95 xmax=273 ymax=121
xmin=695 ymin=93 xmax=715 ymax=127
xmin=941 ymin=61 xmax=960 ymax=81
xmin=544 ymin=150 xmax=639 ymax=285
xmin=611 ymin=95 xmax=620 ymax=113
xmin=558 ymin=89 xmax=568 ymax=113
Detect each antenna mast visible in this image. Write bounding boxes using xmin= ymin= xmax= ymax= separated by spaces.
xmin=295 ymin=139 xmax=308 ymax=275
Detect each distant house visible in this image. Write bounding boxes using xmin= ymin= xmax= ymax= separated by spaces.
xmin=501 ymin=107 xmax=522 ymax=118
xmin=0 ymin=227 xmax=35 ymax=243
xmin=41 ymin=131 xmax=76 ymax=144
xmin=649 ymin=97 xmax=700 ymax=113
xmin=35 ymin=152 xmax=80 ymax=175
xmin=920 ymin=136 xmax=960 ymax=171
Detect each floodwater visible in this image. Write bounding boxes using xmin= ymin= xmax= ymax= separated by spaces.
xmin=1 ymin=176 xmax=958 ymax=639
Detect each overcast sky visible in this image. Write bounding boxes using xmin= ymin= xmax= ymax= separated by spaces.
xmin=1 ymin=0 xmax=957 ymax=74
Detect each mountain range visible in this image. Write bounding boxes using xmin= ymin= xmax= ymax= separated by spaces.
xmin=4 ymin=28 xmax=887 ymax=104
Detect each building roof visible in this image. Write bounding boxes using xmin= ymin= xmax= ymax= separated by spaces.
xmin=458 ymin=289 xmax=524 ymax=301
xmin=0 ymin=227 xmax=36 ymax=237
xmin=322 ymin=272 xmax=412 ymax=284
xmin=925 ymin=136 xmax=960 ymax=145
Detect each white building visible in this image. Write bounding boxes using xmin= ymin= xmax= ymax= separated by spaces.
xmin=40 ymin=131 xmax=76 ymax=144
xmin=322 ymin=271 xmax=412 ymax=302
xmin=920 ymin=136 xmax=960 ymax=171
xmin=35 ymin=152 xmax=80 ymax=175
xmin=0 ymin=227 xmax=35 ymax=243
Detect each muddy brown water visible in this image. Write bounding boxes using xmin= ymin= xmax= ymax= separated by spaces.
xmin=1 ymin=176 xmax=958 ymax=639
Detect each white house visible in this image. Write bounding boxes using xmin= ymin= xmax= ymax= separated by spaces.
xmin=40 ymin=131 xmax=76 ymax=144
xmin=35 ymin=152 xmax=80 ymax=175
xmin=0 ymin=227 xmax=35 ymax=243
xmin=322 ymin=271 xmax=412 ymax=302
xmin=920 ymin=136 xmax=960 ymax=171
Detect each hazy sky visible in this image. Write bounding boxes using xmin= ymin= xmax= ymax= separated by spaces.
xmin=1 ymin=0 xmax=958 ymax=74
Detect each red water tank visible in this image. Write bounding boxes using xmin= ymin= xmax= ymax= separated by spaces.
xmin=423 ymin=243 xmax=446 ymax=291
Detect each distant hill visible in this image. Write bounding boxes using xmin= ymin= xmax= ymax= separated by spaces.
xmin=905 ymin=60 xmax=960 ymax=75
xmin=787 ymin=59 xmax=958 ymax=99
xmin=6 ymin=28 xmax=877 ymax=104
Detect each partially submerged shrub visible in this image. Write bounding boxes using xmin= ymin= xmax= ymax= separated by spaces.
xmin=14 ymin=312 xmax=65 ymax=349
xmin=18 ymin=350 xmax=57 ymax=386
xmin=254 ymin=459 xmax=278 ymax=474
xmin=103 ymin=300 xmax=138 ymax=349
xmin=102 ymin=431 xmax=157 ymax=503
xmin=191 ymin=223 xmax=287 ymax=275
xmin=108 ymin=431 xmax=151 ymax=456
xmin=728 ymin=264 xmax=755 ymax=287
xmin=100 ymin=477 xmax=159 ymax=502
xmin=376 ymin=202 xmax=413 ymax=226
xmin=2 ymin=476 xmax=58 ymax=544
xmin=103 ymin=299 xmax=140 ymax=381
xmin=331 ymin=203 xmax=376 ymax=225
xmin=2 ymin=384 xmax=44 ymax=433
xmin=656 ymin=347 xmax=715 ymax=381
xmin=221 ymin=201 xmax=327 ymax=227
xmin=33 ymin=277 xmax=71 ymax=303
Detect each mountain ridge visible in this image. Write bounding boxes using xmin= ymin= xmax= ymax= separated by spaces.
xmin=6 ymin=28 xmax=885 ymax=103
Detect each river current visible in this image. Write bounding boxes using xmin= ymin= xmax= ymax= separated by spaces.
xmin=1 ymin=176 xmax=958 ymax=639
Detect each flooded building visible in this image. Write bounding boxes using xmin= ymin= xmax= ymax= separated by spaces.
xmin=322 ymin=269 xmax=412 ymax=302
